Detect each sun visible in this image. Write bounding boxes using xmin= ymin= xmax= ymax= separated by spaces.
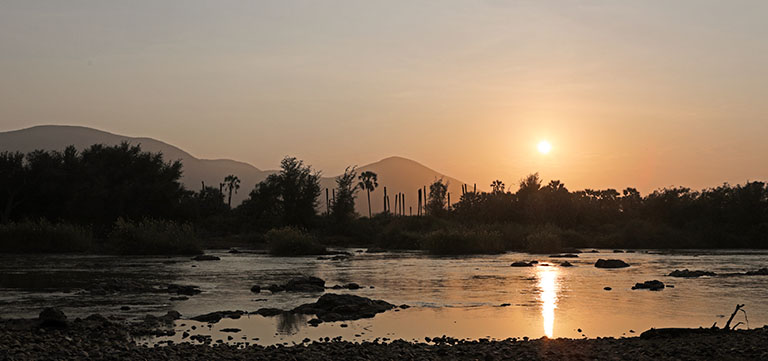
xmin=537 ymin=140 xmax=552 ymax=154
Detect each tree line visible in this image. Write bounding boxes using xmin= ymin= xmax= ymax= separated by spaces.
xmin=2 ymin=144 xmax=767 ymax=249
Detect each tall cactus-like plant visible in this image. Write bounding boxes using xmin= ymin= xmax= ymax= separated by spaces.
xmin=357 ymin=171 xmax=378 ymax=218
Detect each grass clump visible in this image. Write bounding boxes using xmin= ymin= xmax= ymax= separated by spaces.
xmin=107 ymin=218 xmax=201 ymax=255
xmin=0 ymin=220 xmax=94 ymax=253
xmin=524 ymin=224 xmax=563 ymax=253
xmin=420 ymin=227 xmax=505 ymax=255
xmin=265 ymin=227 xmax=327 ymax=256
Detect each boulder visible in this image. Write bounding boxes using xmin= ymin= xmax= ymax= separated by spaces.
xmin=560 ymin=261 xmax=574 ymax=267
xmin=283 ymin=276 xmax=326 ymax=292
xmin=192 ymin=255 xmax=220 ymax=261
xmin=595 ymin=259 xmax=630 ymax=268
xmin=191 ymin=310 xmax=246 ymax=323
xmin=745 ymin=268 xmax=768 ymax=276
xmin=293 ymin=293 xmax=395 ymax=322
xmin=267 ymin=284 xmax=284 ymax=293
xmin=549 ymin=254 xmax=579 ymax=258
xmin=250 ymin=285 xmax=261 ymax=293
xmin=668 ymin=269 xmax=716 ymax=278
xmin=255 ymin=308 xmax=284 ymax=317
xmin=632 ymin=280 xmax=665 ymax=291
xmin=39 ymin=308 xmax=67 ymax=327
xmin=167 ymin=284 xmax=201 ymax=296
xmin=510 ymin=261 xmax=534 ymax=267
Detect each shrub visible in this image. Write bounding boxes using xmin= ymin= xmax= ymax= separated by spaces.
xmin=107 ymin=218 xmax=201 ymax=255
xmin=420 ymin=227 xmax=505 ymax=255
xmin=265 ymin=227 xmax=326 ymax=256
xmin=0 ymin=220 xmax=94 ymax=253
xmin=524 ymin=224 xmax=563 ymax=253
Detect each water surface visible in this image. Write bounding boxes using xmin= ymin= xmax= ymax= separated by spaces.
xmin=1 ymin=249 xmax=766 ymax=345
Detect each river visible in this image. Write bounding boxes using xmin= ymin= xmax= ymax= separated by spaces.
xmin=1 ymin=249 xmax=766 ymax=345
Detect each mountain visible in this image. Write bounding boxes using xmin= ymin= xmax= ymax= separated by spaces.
xmin=322 ymin=156 xmax=466 ymax=216
xmin=0 ymin=125 xmax=467 ymax=215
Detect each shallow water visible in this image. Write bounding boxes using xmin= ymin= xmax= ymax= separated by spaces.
xmin=1 ymin=249 xmax=766 ymax=345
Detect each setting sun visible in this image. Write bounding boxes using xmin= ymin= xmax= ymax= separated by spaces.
xmin=538 ymin=141 xmax=552 ymax=154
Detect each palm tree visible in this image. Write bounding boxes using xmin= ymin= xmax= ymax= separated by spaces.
xmin=357 ymin=171 xmax=378 ymax=218
xmin=223 ymin=174 xmax=241 ymax=208
xmin=491 ymin=180 xmax=505 ymax=194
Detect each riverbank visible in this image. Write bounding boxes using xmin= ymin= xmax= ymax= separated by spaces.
xmin=2 ymin=315 xmax=767 ymax=360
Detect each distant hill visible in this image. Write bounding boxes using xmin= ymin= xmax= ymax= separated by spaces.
xmin=325 ymin=156 xmax=466 ymax=216
xmin=0 ymin=125 xmax=467 ymax=215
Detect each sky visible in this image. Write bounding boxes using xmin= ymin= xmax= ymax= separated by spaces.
xmin=1 ymin=0 xmax=767 ymax=194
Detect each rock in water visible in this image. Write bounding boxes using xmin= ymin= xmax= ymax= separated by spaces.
xmin=250 ymin=285 xmax=261 ymax=293
xmin=191 ymin=310 xmax=245 ymax=323
xmin=632 ymin=280 xmax=665 ymax=291
xmin=595 ymin=259 xmax=630 ymax=268
xmin=560 ymin=261 xmax=574 ymax=267
xmin=293 ymin=293 xmax=395 ymax=322
xmin=39 ymin=307 xmax=67 ymax=327
xmin=668 ymin=269 xmax=716 ymax=278
xmin=510 ymin=261 xmax=534 ymax=267
xmin=192 ymin=255 xmax=220 ymax=261
xmin=255 ymin=308 xmax=283 ymax=317
xmin=745 ymin=268 xmax=768 ymax=276
xmin=283 ymin=276 xmax=326 ymax=292
xmin=167 ymin=284 xmax=201 ymax=296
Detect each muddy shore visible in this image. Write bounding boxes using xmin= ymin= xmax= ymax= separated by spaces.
xmin=2 ymin=316 xmax=767 ymax=360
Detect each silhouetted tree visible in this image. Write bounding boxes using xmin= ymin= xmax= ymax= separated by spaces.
xmin=223 ymin=174 xmax=241 ymax=208
xmin=240 ymin=157 xmax=321 ymax=228
xmin=427 ymin=179 xmax=448 ymax=216
xmin=332 ymin=166 xmax=358 ymax=224
xmin=0 ymin=152 xmax=26 ymax=223
xmin=357 ymin=171 xmax=378 ymax=218
xmin=491 ymin=180 xmax=505 ymax=194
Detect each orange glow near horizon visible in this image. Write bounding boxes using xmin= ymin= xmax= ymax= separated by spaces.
xmin=537 ymin=266 xmax=559 ymax=338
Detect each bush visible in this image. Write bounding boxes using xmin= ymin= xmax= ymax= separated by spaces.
xmin=420 ymin=227 xmax=505 ymax=255
xmin=0 ymin=220 xmax=94 ymax=253
xmin=265 ymin=227 xmax=327 ymax=256
xmin=524 ymin=224 xmax=563 ymax=253
xmin=107 ymin=218 xmax=201 ymax=255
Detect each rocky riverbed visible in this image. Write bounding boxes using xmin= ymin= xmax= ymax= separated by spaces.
xmin=2 ymin=312 xmax=768 ymax=360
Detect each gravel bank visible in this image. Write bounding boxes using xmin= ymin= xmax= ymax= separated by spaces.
xmin=1 ymin=317 xmax=767 ymax=360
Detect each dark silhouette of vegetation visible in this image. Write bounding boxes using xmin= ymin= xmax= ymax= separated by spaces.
xmin=358 ymin=171 xmax=378 ymax=218
xmin=332 ymin=166 xmax=359 ymax=225
xmin=238 ymin=157 xmax=321 ymax=230
xmin=106 ymin=218 xmax=201 ymax=255
xmin=2 ymin=145 xmax=768 ymax=254
xmin=0 ymin=220 xmax=94 ymax=253
xmin=426 ymin=179 xmax=448 ymax=216
xmin=223 ymin=175 xmax=240 ymax=208
xmin=265 ymin=227 xmax=326 ymax=256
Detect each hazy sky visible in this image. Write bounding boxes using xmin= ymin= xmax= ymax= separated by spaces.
xmin=2 ymin=1 xmax=767 ymax=193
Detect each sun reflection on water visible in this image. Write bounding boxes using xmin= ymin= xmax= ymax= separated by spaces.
xmin=537 ymin=266 xmax=560 ymax=338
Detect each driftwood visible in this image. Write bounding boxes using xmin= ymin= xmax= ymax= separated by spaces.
xmin=642 ymin=304 xmax=748 ymax=339
xmin=723 ymin=304 xmax=748 ymax=330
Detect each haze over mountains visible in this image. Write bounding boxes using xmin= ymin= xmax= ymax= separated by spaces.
xmin=0 ymin=125 xmax=466 ymax=215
